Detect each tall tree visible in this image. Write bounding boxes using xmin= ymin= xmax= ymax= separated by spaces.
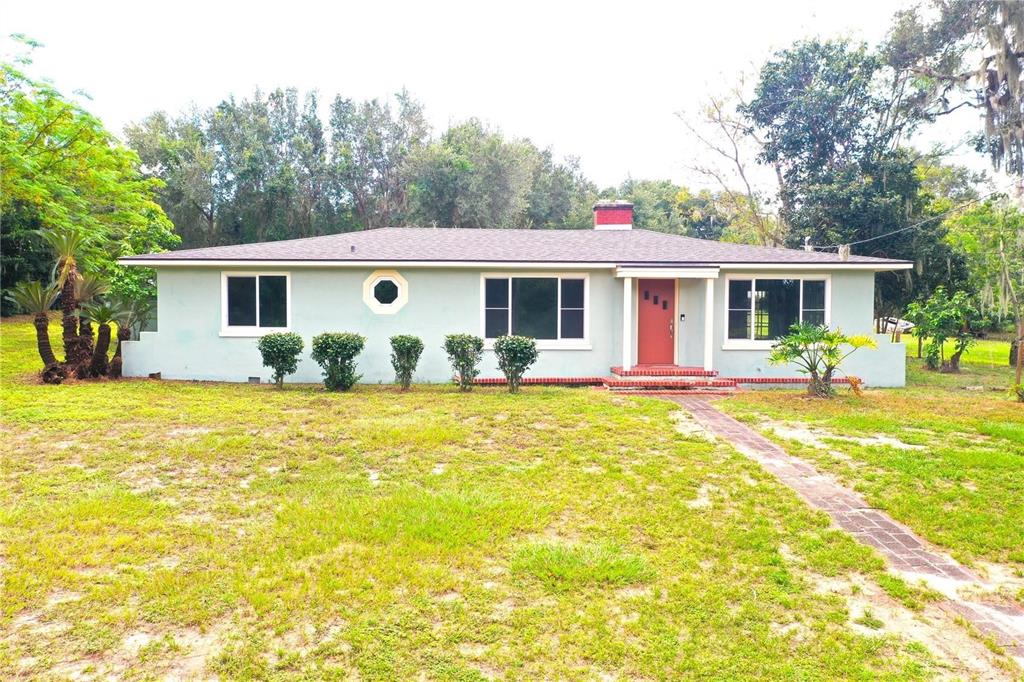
xmin=1 ymin=36 xmax=177 ymax=306
xmin=945 ymin=201 xmax=1024 ymax=392
xmin=329 ymin=90 xmax=428 ymax=228
xmin=887 ymin=1 xmax=1024 ymax=175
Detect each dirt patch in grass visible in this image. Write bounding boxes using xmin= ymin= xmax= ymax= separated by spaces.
xmin=765 ymin=420 xmax=926 ymax=451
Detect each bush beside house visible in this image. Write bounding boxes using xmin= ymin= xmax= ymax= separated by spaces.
xmin=257 ymin=332 xmax=305 ymax=388
xmin=443 ymin=334 xmax=484 ymax=391
xmin=390 ymin=335 xmax=424 ymax=390
xmin=493 ymin=335 xmax=538 ymax=393
xmin=311 ymin=332 xmax=365 ymax=391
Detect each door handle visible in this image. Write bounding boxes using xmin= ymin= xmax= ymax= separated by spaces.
xmin=669 ymin=321 xmax=674 ymax=337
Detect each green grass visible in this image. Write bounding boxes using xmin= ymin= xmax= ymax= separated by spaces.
xmin=722 ymin=338 xmax=1024 ymax=568
xmin=0 ymin=315 xmax=945 ymax=679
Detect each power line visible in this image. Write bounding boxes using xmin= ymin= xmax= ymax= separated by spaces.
xmin=809 ymin=183 xmax=1018 ymax=252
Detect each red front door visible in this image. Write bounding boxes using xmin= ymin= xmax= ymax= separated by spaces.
xmin=637 ymin=279 xmax=675 ymax=365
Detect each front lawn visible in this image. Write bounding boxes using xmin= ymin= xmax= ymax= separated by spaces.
xmin=0 ymin=316 xmax=950 ymax=679
xmin=722 ymin=340 xmax=1024 ymax=570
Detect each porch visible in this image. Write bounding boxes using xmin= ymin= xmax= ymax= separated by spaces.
xmin=616 ymin=267 xmax=719 ymax=374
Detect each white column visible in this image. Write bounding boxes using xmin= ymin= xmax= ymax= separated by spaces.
xmin=703 ymin=277 xmax=715 ymax=372
xmin=622 ymin=277 xmax=633 ymax=370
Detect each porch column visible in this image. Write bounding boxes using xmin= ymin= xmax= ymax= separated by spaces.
xmin=622 ymin=277 xmax=632 ymax=370
xmin=703 ymin=277 xmax=714 ymax=372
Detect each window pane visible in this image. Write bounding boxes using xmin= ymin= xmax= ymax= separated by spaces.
xmin=728 ymin=280 xmax=752 ymax=309
xmin=754 ymin=279 xmax=800 ymax=340
xmin=227 ymin=276 xmax=257 ymax=327
xmin=803 ymin=310 xmax=826 ymax=327
xmin=373 ymin=279 xmax=398 ymax=304
xmin=561 ymin=279 xmax=584 ymax=308
xmin=259 ymin=276 xmax=287 ymax=327
xmin=485 ymin=278 xmax=509 ymax=308
xmin=511 ymin=278 xmax=557 ymax=339
xmin=485 ymin=308 xmax=509 ymax=338
xmin=728 ymin=310 xmax=751 ymax=340
xmin=561 ymin=309 xmax=584 ymax=339
xmin=803 ymin=280 xmax=826 ymax=310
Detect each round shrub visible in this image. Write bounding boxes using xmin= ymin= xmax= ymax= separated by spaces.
xmin=256 ymin=332 xmax=304 ymax=388
xmin=443 ymin=333 xmax=484 ymax=391
xmin=390 ymin=334 xmax=424 ymax=390
xmin=493 ymin=335 xmax=538 ymax=393
xmin=311 ymin=332 xmax=365 ymax=391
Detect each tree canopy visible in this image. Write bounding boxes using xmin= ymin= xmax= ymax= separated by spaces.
xmin=1 ymin=37 xmax=177 ymax=310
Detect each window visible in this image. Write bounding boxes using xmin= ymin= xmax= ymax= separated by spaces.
xmin=362 ymin=270 xmax=408 ymax=314
xmin=483 ymin=275 xmax=587 ymax=345
xmin=373 ymin=279 xmax=399 ymax=305
xmin=726 ymin=277 xmax=828 ymax=343
xmin=222 ymin=273 xmax=289 ymax=334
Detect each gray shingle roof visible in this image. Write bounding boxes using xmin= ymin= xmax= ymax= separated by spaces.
xmin=122 ymin=227 xmax=909 ymax=267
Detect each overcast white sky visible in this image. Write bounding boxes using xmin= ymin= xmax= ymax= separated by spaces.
xmin=2 ymin=0 xmax=990 ymax=189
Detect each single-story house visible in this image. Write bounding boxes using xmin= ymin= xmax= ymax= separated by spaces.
xmin=119 ymin=201 xmax=912 ymax=388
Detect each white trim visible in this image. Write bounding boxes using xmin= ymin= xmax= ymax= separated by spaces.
xmin=121 ymin=258 xmax=913 ymax=272
xmin=622 ymin=277 xmax=632 ymax=370
xmin=362 ymin=269 xmax=408 ymax=314
xmin=479 ymin=272 xmax=591 ymax=350
xmin=673 ymin=278 xmax=680 ymax=366
xmin=219 ymin=271 xmax=292 ymax=337
xmin=721 ymin=273 xmax=831 ymax=350
xmin=615 ymin=266 xmax=719 ymax=279
xmin=703 ymin=278 xmax=714 ymax=371
xmin=593 ymin=224 xmax=633 ymax=231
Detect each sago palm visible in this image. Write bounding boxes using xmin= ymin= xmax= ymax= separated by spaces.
xmin=38 ymin=228 xmax=91 ymax=365
xmin=81 ymin=301 xmax=116 ymax=377
xmin=75 ymin=273 xmax=109 ymax=357
xmin=5 ymin=281 xmax=62 ymax=379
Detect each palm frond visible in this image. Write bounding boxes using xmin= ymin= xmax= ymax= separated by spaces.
xmin=80 ymin=300 xmax=117 ymax=325
xmin=75 ymin=273 xmax=109 ymax=304
xmin=5 ymin=281 xmax=60 ymax=315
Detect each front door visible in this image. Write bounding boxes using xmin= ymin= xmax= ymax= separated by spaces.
xmin=637 ymin=279 xmax=675 ymax=365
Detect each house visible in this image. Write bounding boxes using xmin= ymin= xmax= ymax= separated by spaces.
xmin=119 ymin=201 xmax=912 ymax=388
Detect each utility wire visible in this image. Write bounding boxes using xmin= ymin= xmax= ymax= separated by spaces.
xmin=810 ymin=183 xmax=1017 ymax=251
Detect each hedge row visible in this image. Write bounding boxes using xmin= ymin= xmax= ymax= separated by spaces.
xmin=256 ymin=332 xmax=538 ymax=393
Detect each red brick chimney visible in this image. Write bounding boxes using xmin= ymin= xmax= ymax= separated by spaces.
xmin=593 ymin=200 xmax=633 ymax=230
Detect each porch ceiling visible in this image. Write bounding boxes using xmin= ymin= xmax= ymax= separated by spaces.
xmin=614 ymin=266 xmax=720 ymax=279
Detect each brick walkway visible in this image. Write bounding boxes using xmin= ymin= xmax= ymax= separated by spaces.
xmin=667 ymin=395 xmax=1024 ymax=663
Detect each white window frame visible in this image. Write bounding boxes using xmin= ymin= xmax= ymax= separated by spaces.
xmin=479 ymin=273 xmax=591 ymax=350
xmin=220 ymin=271 xmax=292 ymax=337
xmin=722 ymin=274 xmax=831 ymax=350
xmin=362 ymin=269 xmax=409 ymax=314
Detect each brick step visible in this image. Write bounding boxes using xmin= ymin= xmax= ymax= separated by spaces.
xmin=603 ymin=378 xmax=737 ymax=391
xmin=611 ymin=365 xmax=718 ymax=378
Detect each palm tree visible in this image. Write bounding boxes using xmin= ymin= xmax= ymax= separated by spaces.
xmin=82 ymin=301 xmax=116 ymax=377
xmin=75 ymin=274 xmax=109 ymax=357
xmin=38 ymin=229 xmax=91 ymax=366
xmin=5 ymin=281 xmax=66 ymax=383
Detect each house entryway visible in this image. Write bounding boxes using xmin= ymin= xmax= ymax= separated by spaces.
xmin=637 ymin=279 xmax=675 ymax=365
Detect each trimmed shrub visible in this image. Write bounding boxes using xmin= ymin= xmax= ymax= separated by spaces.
xmin=390 ymin=334 xmax=424 ymax=390
xmin=311 ymin=332 xmax=365 ymax=391
xmin=443 ymin=333 xmax=484 ymax=391
xmin=257 ymin=332 xmax=304 ymax=388
xmin=493 ymin=335 xmax=538 ymax=393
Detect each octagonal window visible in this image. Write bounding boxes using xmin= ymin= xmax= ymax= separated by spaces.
xmin=363 ymin=270 xmax=408 ymax=314
xmin=373 ymin=279 xmax=399 ymax=305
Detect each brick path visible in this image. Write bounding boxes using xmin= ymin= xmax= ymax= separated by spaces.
xmin=667 ymin=395 xmax=1024 ymax=663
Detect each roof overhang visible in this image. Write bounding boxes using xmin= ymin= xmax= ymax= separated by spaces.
xmin=717 ymin=262 xmax=915 ymax=272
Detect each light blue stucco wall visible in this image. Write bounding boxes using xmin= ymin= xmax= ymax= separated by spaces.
xmin=125 ymin=267 xmax=622 ymax=384
xmin=124 ymin=265 xmax=905 ymax=387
